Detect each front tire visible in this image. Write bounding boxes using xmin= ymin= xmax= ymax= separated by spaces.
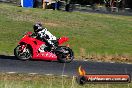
xmin=14 ymin=45 xmax=32 ymax=60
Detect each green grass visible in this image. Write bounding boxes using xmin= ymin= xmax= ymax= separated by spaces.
xmin=0 ymin=73 xmax=131 ymax=88
xmin=0 ymin=3 xmax=132 ymax=62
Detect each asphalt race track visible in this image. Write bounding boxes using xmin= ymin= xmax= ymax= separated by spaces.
xmin=0 ymin=55 xmax=132 ymax=77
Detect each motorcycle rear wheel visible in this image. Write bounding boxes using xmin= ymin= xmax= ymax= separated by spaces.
xmin=56 ymin=46 xmax=74 ymax=63
xmin=14 ymin=45 xmax=32 ymax=60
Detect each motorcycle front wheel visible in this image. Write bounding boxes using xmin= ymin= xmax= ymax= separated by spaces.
xmin=14 ymin=45 xmax=32 ymax=60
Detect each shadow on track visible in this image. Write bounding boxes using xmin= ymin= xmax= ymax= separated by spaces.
xmin=0 ymin=55 xmax=60 ymax=63
xmin=0 ymin=55 xmax=18 ymax=60
xmin=0 ymin=55 xmax=74 ymax=64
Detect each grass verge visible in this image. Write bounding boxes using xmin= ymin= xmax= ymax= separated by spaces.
xmin=0 ymin=3 xmax=132 ymax=63
xmin=0 ymin=73 xmax=131 ymax=88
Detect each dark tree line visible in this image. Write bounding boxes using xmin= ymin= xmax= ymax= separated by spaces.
xmin=70 ymin=0 xmax=104 ymax=5
xmin=68 ymin=0 xmax=132 ymax=8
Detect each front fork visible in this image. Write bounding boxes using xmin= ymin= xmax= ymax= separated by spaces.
xmin=19 ymin=44 xmax=27 ymax=52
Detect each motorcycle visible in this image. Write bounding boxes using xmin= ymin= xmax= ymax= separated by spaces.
xmin=14 ymin=32 xmax=74 ymax=63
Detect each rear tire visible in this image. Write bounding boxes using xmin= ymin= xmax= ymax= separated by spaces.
xmin=14 ymin=45 xmax=32 ymax=60
xmin=55 ymin=46 xmax=74 ymax=63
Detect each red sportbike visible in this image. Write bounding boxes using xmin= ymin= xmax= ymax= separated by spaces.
xmin=14 ymin=32 xmax=74 ymax=63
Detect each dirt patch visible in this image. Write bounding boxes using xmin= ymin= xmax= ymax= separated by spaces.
xmin=78 ymin=54 xmax=131 ymax=63
xmin=78 ymin=48 xmax=131 ymax=63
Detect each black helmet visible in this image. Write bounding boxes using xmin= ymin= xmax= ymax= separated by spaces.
xmin=33 ymin=23 xmax=43 ymax=33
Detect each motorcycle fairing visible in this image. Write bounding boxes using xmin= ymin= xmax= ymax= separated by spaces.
xmin=18 ymin=33 xmax=57 ymax=61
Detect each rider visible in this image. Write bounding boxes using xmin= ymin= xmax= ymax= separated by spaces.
xmin=33 ymin=23 xmax=57 ymax=50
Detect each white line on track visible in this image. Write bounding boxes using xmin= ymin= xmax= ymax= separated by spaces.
xmin=6 ymin=72 xmax=16 ymax=74
xmin=84 ymin=60 xmax=88 ymax=61
xmin=110 ymin=62 xmax=115 ymax=63
xmin=61 ymin=75 xmax=68 ymax=77
xmin=45 ymin=74 xmax=54 ymax=76
xmin=126 ymin=63 xmax=132 ymax=65
xmin=28 ymin=73 xmax=38 ymax=75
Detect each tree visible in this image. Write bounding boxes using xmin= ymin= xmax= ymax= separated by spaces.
xmin=104 ymin=0 xmax=123 ymax=12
